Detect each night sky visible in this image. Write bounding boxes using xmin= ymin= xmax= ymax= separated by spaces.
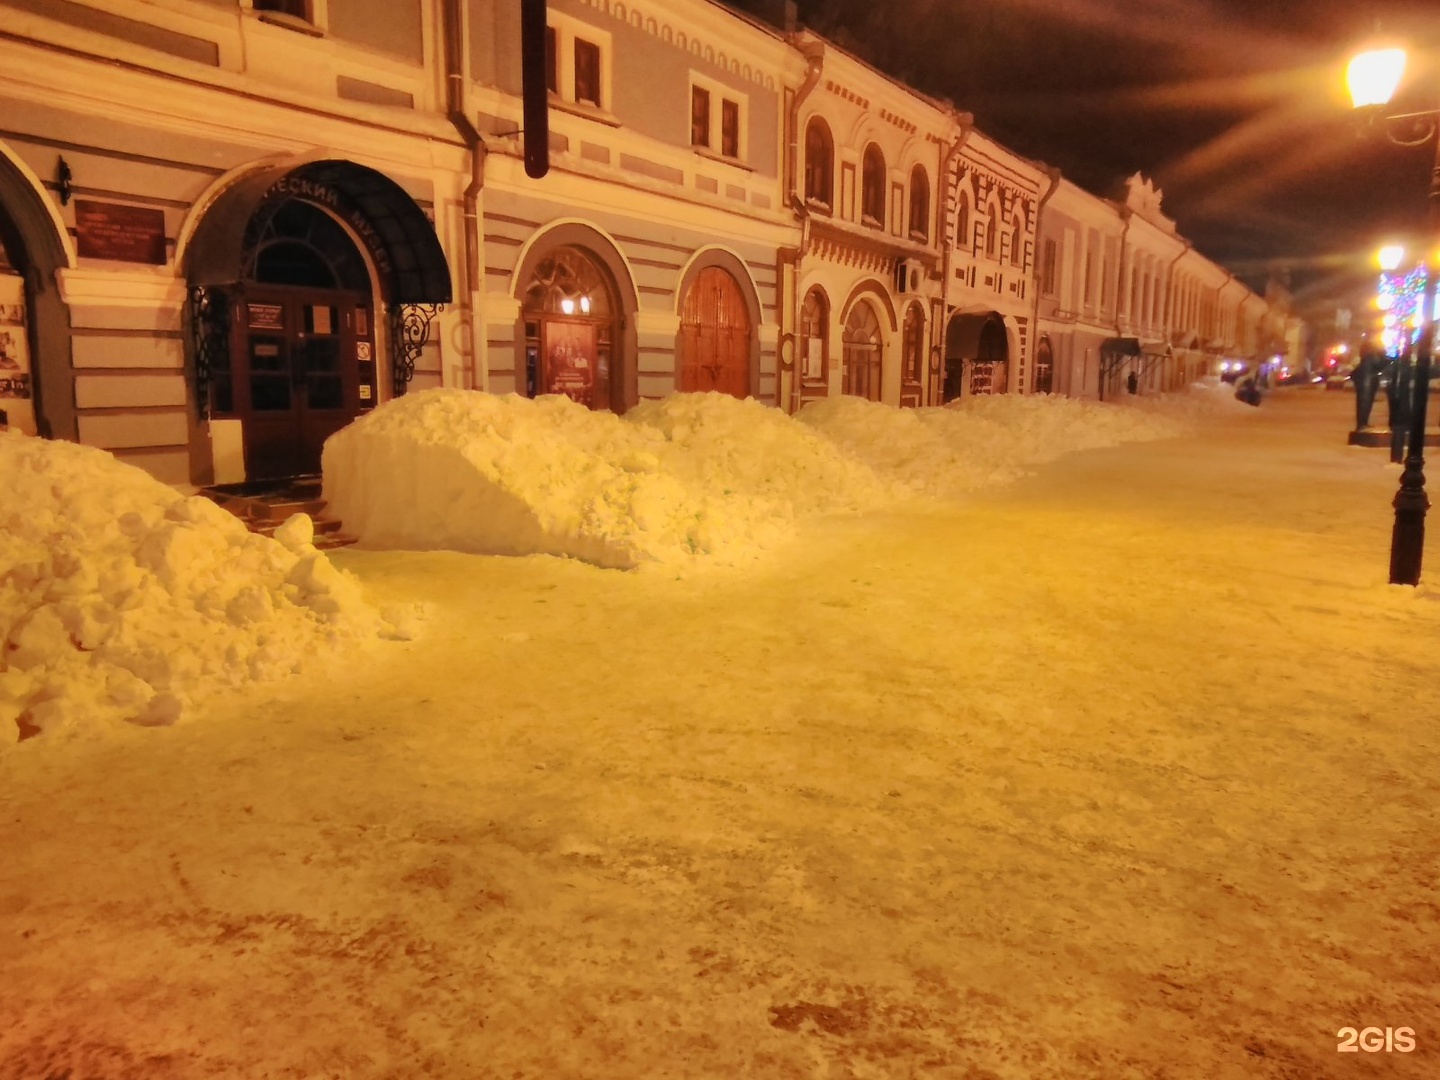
xmin=721 ymin=0 xmax=1440 ymax=323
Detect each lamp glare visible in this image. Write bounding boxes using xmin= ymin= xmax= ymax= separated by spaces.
xmin=1378 ymin=244 xmax=1406 ymax=271
xmin=1347 ymin=48 xmax=1407 ymax=108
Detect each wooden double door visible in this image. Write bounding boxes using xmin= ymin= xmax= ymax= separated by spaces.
xmin=228 ymin=285 xmax=376 ymax=479
xmin=679 ymin=267 xmax=751 ymax=397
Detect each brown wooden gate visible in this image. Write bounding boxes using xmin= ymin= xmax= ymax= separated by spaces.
xmin=227 ymin=285 xmax=374 ymax=479
xmin=679 ymin=266 xmax=751 ymax=397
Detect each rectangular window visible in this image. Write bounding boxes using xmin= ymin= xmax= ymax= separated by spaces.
xmin=720 ymin=99 xmax=739 ymax=158
xmin=1041 ymin=239 xmax=1057 ymax=296
xmin=691 ymin=86 xmax=711 ymax=148
xmin=545 ymin=26 xmax=557 ymax=93
xmin=254 ymin=0 xmax=310 ymax=17
xmin=574 ymin=38 xmax=601 ymax=107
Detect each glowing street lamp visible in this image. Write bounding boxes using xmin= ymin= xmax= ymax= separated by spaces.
xmin=1347 ymin=48 xmax=1407 ymax=109
xmin=1348 ymin=44 xmax=1438 ymax=586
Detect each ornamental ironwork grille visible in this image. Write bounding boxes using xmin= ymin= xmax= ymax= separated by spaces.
xmin=188 ymin=284 xmax=230 ymax=420
xmin=389 ymin=302 xmax=442 ymax=395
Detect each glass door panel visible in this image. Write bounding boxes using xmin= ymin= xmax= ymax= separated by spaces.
xmin=248 ymin=336 xmax=292 ymax=411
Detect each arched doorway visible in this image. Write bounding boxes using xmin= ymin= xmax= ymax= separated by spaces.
xmin=185 ymin=159 xmax=452 ymax=482
xmin=0 ymin=211 xmax=35 ymax=434
xmin=220 ymin=199 xmax=377 ymax=480
xmin=0 ymin=149 xmax=72 ymax=442
xmin=842 ymin=301 xmax=883 ymax=401
xmin=799 ymin=286 xmax=830 ymax=404
xmin=679 ymin=266 xmax=752 ymax=397
xmin=900 ymin=302 xmax=925 ymax=407
xmin=1033 ymin=336 xmax=1054 ymax=394
xmin=522 ymin=245 xmax=620 ymax=409
xmin=943 ymin=312 xmax=1008 ymax=402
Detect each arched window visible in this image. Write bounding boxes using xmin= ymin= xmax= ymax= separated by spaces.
xmin=842 ymin=300 xmax=882 ymax=401
xmin=801 ymin=287 xmax=829 ymax=383
xmin=247 ymin=200 xmax=369 ymax=291
xmin=1009 ymin=221 xmax=1022 ymax=267
xmin=804 ymin=118 xmax=833 ymax=208
xmin=985 ymin=206 xmax=998 ymax=258
xmin=902 ymin=302 xmax=924 ymax=384
xmin=908 ymin=166 xmax=929 ymax=241
xmin=861 ymin=144 xmax=885 ymax=226
xmin=956 ymin=189 xmax=970 ymax=250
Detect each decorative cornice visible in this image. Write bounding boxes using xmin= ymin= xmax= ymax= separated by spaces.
xmin=578 ymin=0 xmax=778 ymax=92
xmin=878 ymin=108 xmax=916 ymax=135
xmin=824 ymin=79 xmax=868 ymax=109
xmin=809 ymin=217 xmax=937 ymax=273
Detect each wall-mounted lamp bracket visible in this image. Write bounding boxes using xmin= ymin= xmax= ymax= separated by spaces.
xmin=56 ymin=156 xmax=72 ymax=206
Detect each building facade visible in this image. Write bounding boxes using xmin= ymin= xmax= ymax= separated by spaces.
xmin=0 ymin=0 xmax=1301 ymax=490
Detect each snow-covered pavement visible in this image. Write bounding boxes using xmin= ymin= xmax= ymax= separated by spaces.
xmin=2 ymin=387 xmax=1437 ymax=1078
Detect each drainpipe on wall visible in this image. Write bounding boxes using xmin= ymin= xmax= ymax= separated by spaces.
xmin=443 ymin=0 xmax=486 ymax=391
xmin=1026 ymin=164 xmax=1061 ymax=394
xmin=781 ymin=36 xmax=825 ymax=414
xmin=936 ymin=109 xmax=974 ymax=404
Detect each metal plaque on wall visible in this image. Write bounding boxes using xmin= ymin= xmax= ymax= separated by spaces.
xmin=74 ymin=200 xmax=168 ymax=265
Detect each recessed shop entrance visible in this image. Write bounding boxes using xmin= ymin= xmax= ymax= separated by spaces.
xmin=943 ymin=312 xmax=1009 ymax=401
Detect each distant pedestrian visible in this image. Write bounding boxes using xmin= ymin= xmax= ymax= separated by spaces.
xmin=1126 ymin=370 xmax=1139 ymax=395
xmin=1354 ymin=340 xmax=1383 ymax=430
xmin=1386 ymin=357 xmax=1412 ymax=463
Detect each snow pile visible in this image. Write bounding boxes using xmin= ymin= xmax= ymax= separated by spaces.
xmin=797 ymin=392 xmax=1191 ymax=498
xmin=322 ymin=390 xmax=897 ymax=569
xmin=0 ymin=432 xmax=388 ymax=745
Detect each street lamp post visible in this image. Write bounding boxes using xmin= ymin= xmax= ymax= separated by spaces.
xmin=1347 ymin=46 xmax=1438 ymax=586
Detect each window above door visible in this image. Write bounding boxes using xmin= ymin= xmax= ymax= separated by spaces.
xmin=689 ymin=74 xmax=747 ymax=164
xmin=546 ymin=12 xmax=613 ymax=119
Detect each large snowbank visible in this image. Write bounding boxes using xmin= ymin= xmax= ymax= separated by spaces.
xmin=0 ymin=432 xmax=391 ymax=745
xmin=322 ymin=390 xmax=897 ymax=569
xmin=326 ymin=386 xmax=1239 ymax=567
xmin=797 ymin=386 xmax=1231 ymax=499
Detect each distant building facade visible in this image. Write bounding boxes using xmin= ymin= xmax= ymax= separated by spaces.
xmin=0 ymin=0 xmax=1298 ymax=488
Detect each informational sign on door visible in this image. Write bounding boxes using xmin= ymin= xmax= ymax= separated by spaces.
xmin=544 ymin=322 xmax=595 ymax=407
xmin=248 ymin=303 xmax=285 ymax=331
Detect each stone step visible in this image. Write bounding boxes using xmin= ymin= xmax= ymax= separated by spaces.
xmin=250 ymin=515 xmax=345 ymax=536
xmin=248 ymin=497 xmax=329 ymax=521
xmin=197 ymin=481 xmax=356 ymax=550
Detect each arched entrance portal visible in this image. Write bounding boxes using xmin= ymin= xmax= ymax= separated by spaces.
xmin=943 ymin=312 xmax=1008 ymax=402
xmin=522 ymin=246 xmax=619 ymax=409
xmin=1033 ymin=335 xmax=1054 ymax=394
xmin=679 ymin=266 xmax=752 ymax=398
xmin=0 ymin=211 xmax=36 ymax=434
xmin=901 ymin=301 xmax=925 ymax=407
xmin=186 ymin=159 xmax=452 ymax=482
xmin=223 ymin=200 xmax=377 ymax=480
xmin=842 ymin=300 xmax=882 ymax=401
xmin=0 ymin=148 xmax=72 ymax=441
